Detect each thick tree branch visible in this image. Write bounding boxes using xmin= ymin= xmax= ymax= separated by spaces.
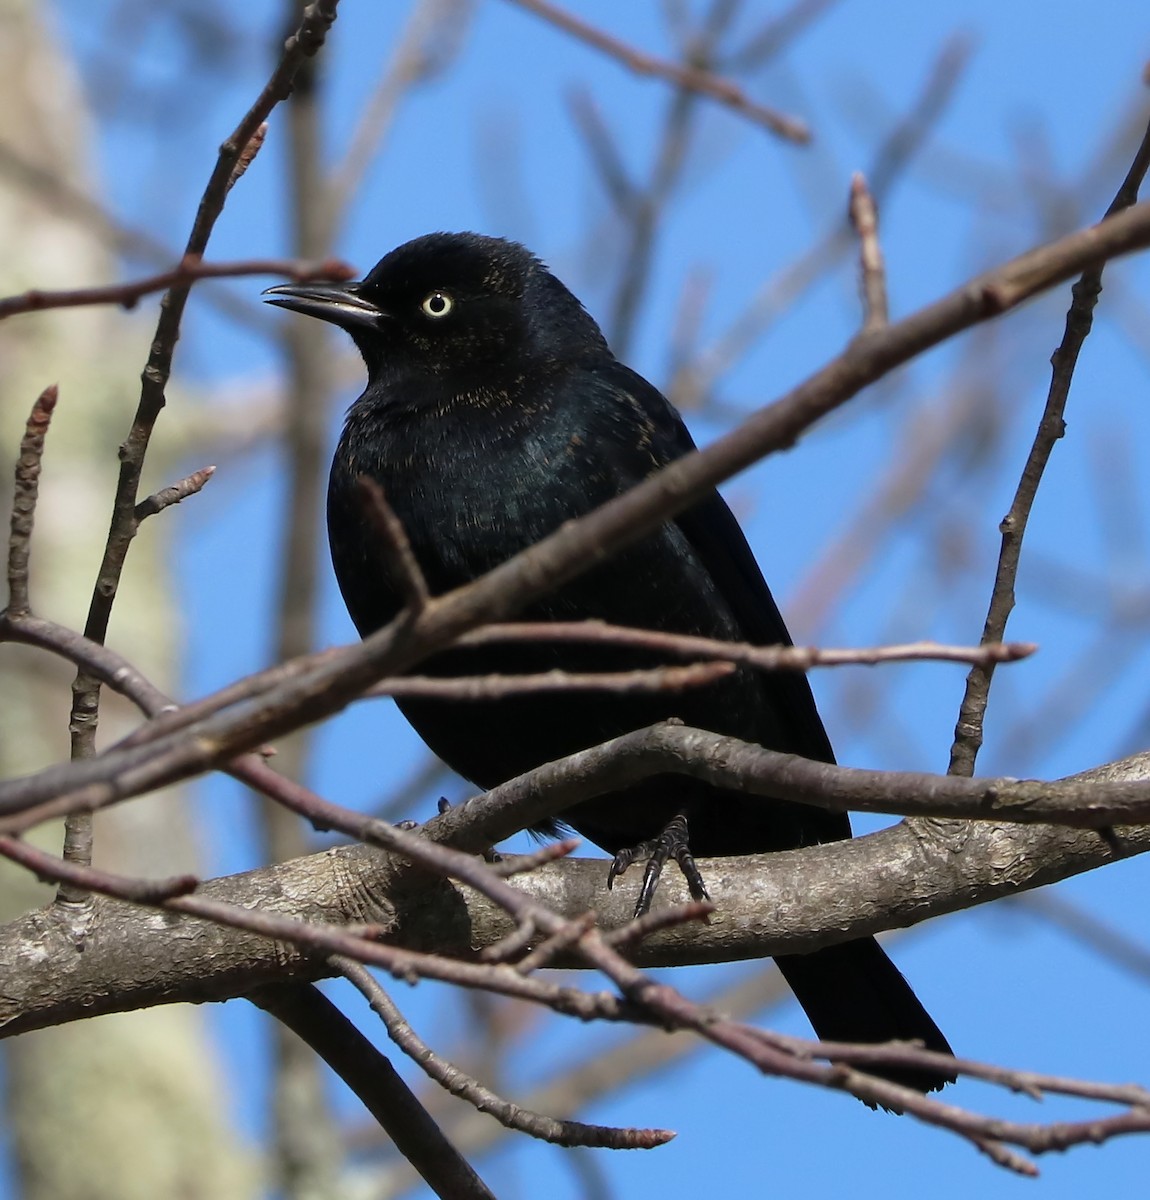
xmin=0 ymin=750 xmax=1146 ymax=1038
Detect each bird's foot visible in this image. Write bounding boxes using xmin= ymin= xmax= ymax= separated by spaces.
xmin=606 ymin=812 xmax=710 ymax=917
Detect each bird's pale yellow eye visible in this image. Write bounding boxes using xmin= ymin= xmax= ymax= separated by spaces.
xmin=420 ymin=290 xmax=454 ymax=318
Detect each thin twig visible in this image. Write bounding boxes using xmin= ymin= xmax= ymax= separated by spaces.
xmin=725 ymin=0 xmax=841 ymax=70
xmin=337 ymin=957 xmax=674 ymax=1149
xmin=505 ymin=0 xmax=809 ymax=142
xmin=58 ymin=0 xmax=343 ymax=892
xmin=486 ymin=838 xmax=581 ymax=878
xmin=328 ymin=0 xmax=473 ymax=231
xmin=0 ymin=612 xmax=173 ymax=716
xmin=0 ymin=835 xmax=198 ymax=901
xmin=134 ymin=466 xmax=216 ymax=523
xmin=460 ymin=621 xmax=1035 ymax=670
xmin=949 ymin=111 xmax=1150 ymax=777
xmin=0 ymin=139 xmax=274 ymax=335
xmin=4 ymin=204 xmax=1150 ymax=827
xmin=79 ymin=0 xmax=342 ymax=663
xmin=477 ymin=920 xmax=539 ymax=964
xmin=604 ymin=901 xmax=716 ymax=950
xmin=675 ymin=34 xmax=972 ymax=407
xmin=356 ymin=476 xmax=430 ymax=612
xmin=5 ymin=385 xmax=58 ymax=617
xmin=849 ymin=171 xmax=888 ymax=329
xmin=1015 ymin=891 xmax=1150 ymax=984
xmin=787 ymin=334 xmax=998 ymax=634
xmin=598 ymin=0 xmax=738 ymax=357
xmin=0 ymin=256 xmax=354 ymax=320
xmin=513 ymin=911 xmax=598 ymax=974
xmin=0 ymin=605 xmax=1031 ymax=773
xmin=566 ymin=87 xmax=636 ymax=211
xmin=366 ymin=661 xmax=734 ymax=700
xmin=250 ymin=982 xmax=497 ymax=1200
xmin=367 ymin=960 xmax=795 ymax=1192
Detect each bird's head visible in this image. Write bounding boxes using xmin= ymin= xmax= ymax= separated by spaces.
xmin=263 ymin=232 xmax=608 ymax=381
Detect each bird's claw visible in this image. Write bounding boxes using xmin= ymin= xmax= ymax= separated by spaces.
xmin=607 ymin=813 xmax=710 ymax=917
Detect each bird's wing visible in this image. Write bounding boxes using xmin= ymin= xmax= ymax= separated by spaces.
xmin=675 ymin=490 xmax=836 ymax=765
xmin=591 ymin=360 xmax=836 ymax=766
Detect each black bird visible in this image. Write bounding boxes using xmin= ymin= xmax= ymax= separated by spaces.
xmin=265 ymin=232 xmax=955 ymax=1094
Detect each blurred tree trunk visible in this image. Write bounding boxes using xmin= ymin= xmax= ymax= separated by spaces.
xmin=0 ymin=2 xmax=255 ymax=1196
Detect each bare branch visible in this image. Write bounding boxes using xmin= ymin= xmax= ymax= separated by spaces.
xmin=226 ymin=122 xmax=268 ymax=193
xmin=4 ymin=202 xmax=1146 ymax=828
xmin=0 ymin=835 xmax=198 ymax=902
xmin=849 ymin=171 xmax=888 ymax=329
xmin=370 ymin=962 xmax=795 ymax=1192
xmin=422 ymin=724 xmax=1150 ymax=843
xmin=8 ymin=667 xmax=1150 ymax=841
xmin=567 ymin=87 xmax=636 ymax=211
xmin=0 ymin=612 xmax=173 ymax=716
xmin=0 ymin=256 xmax=354 ymax=320
xmin=7 ymin=740 xmax=1135 ymax=1168
xmin=366 ymin=661 xmax=734 ymax=700
xmin=593 ymin=1 xmax=737 ymax=356
xmin=950 ymin=111 xmax=1150 ymax=775
xmin=134 ymin=465 xmax=216 ymax=523
xmin=487 ymin=838 xmax=582 ymax=878
xmin=0 ymin=833 xmax=651 ymax=1026
xmin=355 ymin=476 xmax=430 ymax=612
xmin=460 ymin=620 xmax=1035 ymax=670
xmin=676 ymin=34 xmax=973 ymax=407
xmin=604 ymin=901 xmax=716 ymax=951
xmin=1016 ymin=890 xmax=1150 ymax=983
xmin=337 ymin=958 xmax=674 ymax=1149
xmin=80 ymin=0 xmax=342 ymax=664
xmin=504 ymin=0 xmax=810 ymax=142
xmin=328 ymin=0 xmax=474 ymax=228
xmin=250 ymin=982 xmax=497 ymax=1200
xmin=59 ymin=0 xmax=344 ymax=892
xmin=726 ymin=0 xmax=842 ymax=70
xmin=512 ymin=911 xmax=598 ymax=974
xmin=5 ymin=384 xmax=58 ymax=617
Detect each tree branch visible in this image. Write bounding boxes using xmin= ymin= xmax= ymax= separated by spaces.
xmin=249 ymin=982 xmax=497 ymax=1200
xmin=336 ymin=957 xmax=673 ymax=1149
xmin=3 ymin=203 xmax=1149 ymax=832
xmin=4 ymin=384 xmax=58 ymax=618
xmin=505 ymin=0 xmax=810 ymax=142
xmin=949 ymin=110 xmax=1150 ymax=776
xmin=0 ymin=257 xmax=354 ymax=320
xmin=1 ymin=750 xmax=1147 ymax=1038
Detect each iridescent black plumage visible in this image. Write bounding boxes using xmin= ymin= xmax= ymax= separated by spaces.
xmin=265 ymin=232 xmax=954 ymax=1094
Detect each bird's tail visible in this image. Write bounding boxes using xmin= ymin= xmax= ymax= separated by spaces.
xmin=774 ymin=937 xmax=955 ymax=1098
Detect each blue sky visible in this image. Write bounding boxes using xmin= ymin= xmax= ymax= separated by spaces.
xmin=38 ymin=2 xmax=1150 ymax=1196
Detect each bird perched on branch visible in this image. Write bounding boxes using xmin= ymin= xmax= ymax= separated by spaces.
xmin=264 ymin=232 xmax=954 ymax=1095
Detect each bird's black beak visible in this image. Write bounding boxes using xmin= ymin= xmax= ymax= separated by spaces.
xmin=262 ymin=282 xmax=387 ymax=332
